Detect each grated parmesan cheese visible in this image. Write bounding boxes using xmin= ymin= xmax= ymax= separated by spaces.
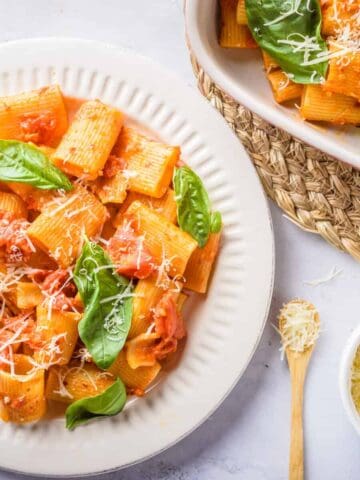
xmin=72 ymin=347 xmax=92 ymax=368
xmin=303 ymin=266 xmax=343 ymax=286
xmin=145 ymin=321 xmax=156 ymax=335
xmin=278 ymin=71 xmax=295 ymax=90
xmin=52 ymin=368 xmax=74 ymax=400
xmin=122 ymin=169 xmax=138 ymax=180
xmin=276 ymin=299 xmax=320 ymax=359
xmin=155 ymin=247 xmax=180 ymax=290
xmin=28 ymin=332 xmax=68 ymax=372
xmin=263 ymin=0 xmax=314 ymax=27
xmin=261 ymin=0 xmax=359 ymax=81
xmin=44 ymin=193 xmax=81 ymax=217
xmin=0 ymin=313 xmax=33 ymax=373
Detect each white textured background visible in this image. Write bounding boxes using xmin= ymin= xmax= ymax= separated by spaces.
xmin=0 ymin=1 xmax=359 ymax=479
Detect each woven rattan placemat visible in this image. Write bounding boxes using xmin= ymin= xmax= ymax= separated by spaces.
xmin=190 ymin=55 xmax=360 ymax=262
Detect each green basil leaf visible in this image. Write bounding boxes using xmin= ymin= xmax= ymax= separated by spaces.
xmin=245 ymin=0 xmax=328 ymax=84
xmin=210 ymin=211 xmax=222 ymax=233
xmin=65 ymin=378 xmax=126 ymax=430
xmin=74 ymin=241 xmax=133 ymax=370
xmin=0 ymin=140 xmax=72 ymax=190
xmin=173 ymin=166 xmax=222 ymax=248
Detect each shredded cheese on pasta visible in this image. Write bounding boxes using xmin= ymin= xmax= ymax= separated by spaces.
xmin=52 ymin=365 xmax=99 ymax=400
xmin=278 ymin=71 xmax=295 ymax=90
xmin=155 ymin=248 xmax=180 ymax=290
xmin=262 ymin=0 xmax=359 ymax=79
xmin=100 ymin=282 xmax=135 ymax=341
xmin=44 ymin=193 xmax=81 ymax=217
xmin=73 ymin=347 xmax=92 ymax=367
xmin=263 ymin=0 xmax=314 ymax=27
xmin=29 ymin=332 xmax=68 ymax=372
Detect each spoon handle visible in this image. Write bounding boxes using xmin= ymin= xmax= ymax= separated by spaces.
xmin=287 ymin=349 xmax=312 ymax=480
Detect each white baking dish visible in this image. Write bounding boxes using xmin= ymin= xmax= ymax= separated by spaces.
xmin=185 ymin=0 xmax=360 ymax=169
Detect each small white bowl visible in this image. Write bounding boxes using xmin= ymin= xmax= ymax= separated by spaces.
xmin=339 ymin=325 xmax=360 ymax=435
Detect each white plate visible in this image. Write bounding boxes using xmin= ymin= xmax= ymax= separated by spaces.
xmin=0 ymin=38 xmax=274 ymax=477
xmin=185 ymin=0 xmax=360 ymax=168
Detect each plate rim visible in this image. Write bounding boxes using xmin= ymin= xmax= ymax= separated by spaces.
xmin=0 ymin=37 xmax=275 ymax=477
xmin=185 ymin=0 xmax=359 ymax=168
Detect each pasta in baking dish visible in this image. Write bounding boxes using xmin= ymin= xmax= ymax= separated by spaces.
xmin=219 ymin=0 xmax=360 ymax=126
xmin=0 ymin=85 xmax=222 ymax=429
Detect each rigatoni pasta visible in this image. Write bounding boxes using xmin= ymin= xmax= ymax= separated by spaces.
xmin=0 ymin=85 xmax=68 ymax=147
xmin=0 ymin=355 xmax=46 ymax=423
xmin=323 ymin=47 xmax=360 ymax=101
xmin=111 ymin=127 xmax=180 ymax=198
xmin=128 ymin=276 xmax=166 ymax=339
xmin=129 ymin=276 xmax=182 ymax=339
xmin=262 ymin=51 xmax=279 ymax=73
xmin=300 ymin=85 xmax=360 ymax=125
xmin=34 ymin=305 xmax=81 ymax=367
xmin=107 ymin=350 xmax=161 ymax=392
xmin=219 ymin=0 xmax=360 ymax=127
xmin=114 ymin=188 xmax=178 ymax=226
xmin=236 ymin=0 xmax=247 ymax=25
xmin=0 ymin=84 xmax=221 ymax=429
xmin=122 ymin=200 xmax=198 ymax=277
xmin=16 ymin=282 xmax=43 ymax=309
xmin=321 ymin=0 xmax=360 ymax=36
xmin=184 ymin=233 xmax=221 ymax=293
xmin=53 ymin=100 xmax=122 ymax=180
xmin=95 ymin=171 xmax=128 ymax=204
xmin=27 ymin=185 xmax=107 ymax=267
xmin=45 ymin=364 xmax=116 ymax=404
xmin=267 ymin=70 xmax=303 ymax=104
xmin=219 ymin=0 xmax=258 ymax=48
xmin=0 ymin=191 xmax=27 ymax=218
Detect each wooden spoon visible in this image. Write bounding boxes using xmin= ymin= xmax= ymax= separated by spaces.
xmin=278 ymin=299 xmax=320 ymax=480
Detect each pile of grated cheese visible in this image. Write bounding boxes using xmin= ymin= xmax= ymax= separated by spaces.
xmin=277 ymin=299 xmax=320 ymax=359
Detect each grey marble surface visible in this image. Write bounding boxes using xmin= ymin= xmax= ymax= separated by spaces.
xmin=0 ymin=1 xmax=359 ymax=479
